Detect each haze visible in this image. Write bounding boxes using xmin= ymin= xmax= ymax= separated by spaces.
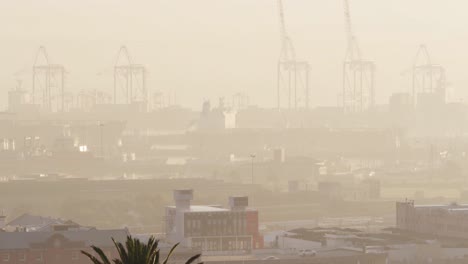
xmin=2 ymin=1 xmax=468 ymax=264
xmin=1 ymin=0 xmax=467 ymax=108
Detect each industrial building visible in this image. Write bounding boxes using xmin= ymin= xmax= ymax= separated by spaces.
xmin=165 ymin=190 xmax=263 ymax=252
xmin=265 ymin=227 xmax=468 ymax=264
xmin=397 ymin=200 xmax=468 ymax=239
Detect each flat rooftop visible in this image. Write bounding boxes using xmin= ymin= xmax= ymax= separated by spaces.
xmin=415 ymin=204 xmax=468 ymax=209
xmin=167 ymin=205 xmax=229 ymax=212
xmin=447 ymin=208 xmax=468 ymax=212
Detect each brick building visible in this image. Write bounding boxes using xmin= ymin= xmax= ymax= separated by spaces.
xmin=165 ymin=190 xmax=263 ymax=252
xmin=0 ymin=227 xmax=128 ymax=264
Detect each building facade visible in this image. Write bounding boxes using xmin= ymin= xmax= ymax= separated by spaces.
xmin=0 ymin=227 xmax=128 ymax=264
xmin=165 ymin=190 xmax=263 ymax=252
xmin=396 ymin=200 xmax=468 ymax=238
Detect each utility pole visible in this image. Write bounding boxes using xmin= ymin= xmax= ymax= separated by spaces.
xmin=250 ymin=154 xmax=256 ymax=184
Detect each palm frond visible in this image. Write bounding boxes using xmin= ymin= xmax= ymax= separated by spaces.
xmin=185 ymin=254 xmax=202 ymax=264
xmin=81 ymin=250 xmax=105 ymax=264
xmin=83 ymin=235 xmax=200 ymax=264
xmin=162 ymin=242 xmax=179 ymax=264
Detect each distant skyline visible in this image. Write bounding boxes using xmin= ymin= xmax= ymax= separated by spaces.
xmin=1 ymin=0 xmax=468 ymax=110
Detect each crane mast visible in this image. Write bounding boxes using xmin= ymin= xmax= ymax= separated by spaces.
xmin=276 ymin=0 xmax=309 ymax=111
xmin=114 ymin=46 xmax=148 ymax=109
xmin=412 ymin=45 xmax=446 ymax=106
xmin=343 ymin=0 xmax=361 ymax=62
xmin=32 ymin=46 xmax=66 ymax=112
xmin=277 ymin=0 xmax=295 ymax=62
xmin=341 ymin=0 xmax=375 ymax=113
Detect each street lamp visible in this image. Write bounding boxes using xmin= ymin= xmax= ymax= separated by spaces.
xmin=250 ymin=154 xmax=256 ymax=184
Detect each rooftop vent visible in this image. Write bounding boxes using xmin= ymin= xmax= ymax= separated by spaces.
xmin=229 ymin=196 xmax=248 ymax=210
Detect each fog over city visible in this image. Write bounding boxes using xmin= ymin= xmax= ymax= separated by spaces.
xmin=2 ymin=0 xmax=468 ymax=107
xmin=1 ymin=1 xmax=468 ymax=264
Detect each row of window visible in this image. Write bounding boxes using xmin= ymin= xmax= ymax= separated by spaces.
xmin=1 ymin=251 xmax=80 ymax=262
xmin=184 ymin=216 xmax=247 ymax=237
xmin=191 ymin=237 xmax=252 ymax=251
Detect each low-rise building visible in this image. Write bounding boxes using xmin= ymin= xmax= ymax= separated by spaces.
xmin=0 ymin=226 xmax=128 ymax=264
xmin=266 ymin=226 xmax=468 ymax=264
xmin=165 ymin=189 xmax=263 ymax=252
xmin=5 ymin=213 xmax=71 ymax=232
xmin=396 ymin=200 xmax=468 ymax=238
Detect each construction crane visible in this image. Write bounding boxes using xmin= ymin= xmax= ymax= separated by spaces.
xmin=114 ymin=46 xmax=148 ymax=109
xmin=276 ymin=0 xmax=310 ymax=110
xmin=412 ymin=44 xmax=446 ymax=106
xmin=32 ymin=46 xmax=66 ymax=112
xmin=342 ymin=0 xmax=375 ymax=113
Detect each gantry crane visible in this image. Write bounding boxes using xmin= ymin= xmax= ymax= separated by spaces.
xmin=412 ymin=45 xmax=446 ymax=106
xmin=276 ymin=0 xmax=310 ymax=110
xmin=114 ymin=46 xmax=147 ymax=108
xmin=342 ymin=0 xmax=375 ymax=113
xmin=32 ymin=46 xmax=66 ymax=112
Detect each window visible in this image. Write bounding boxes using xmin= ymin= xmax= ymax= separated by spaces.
xmin=36 ymin=252 xmax=43 ymax=262
xmin=2 ymin=253 xmax=9 ymax=262
xmin=18 ymin=252 xmax=26 ymax=262
xmin=71 ymin=251 xmax=79 ymax=261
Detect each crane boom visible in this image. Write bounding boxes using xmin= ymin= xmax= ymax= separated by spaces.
xmin=33 ymin=46 xmax=50 ymax=66
xmin=278 ymin=0 xmax=287 ymax=44
xmin=343 ymin=0 xmax=361 ymax=61
xmin=414 ymin=44 xmax=432 ymax=67
xmin=277 ymin=0 xmax=295 ymax=61
xmin=343 ymin=0 xmax=353 ymax=48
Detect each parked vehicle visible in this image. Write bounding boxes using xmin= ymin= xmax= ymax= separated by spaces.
xmin=262 ymin=256 xmax=280 ymax=261
xmin=299 ymin=249 xmax=316 ymax=257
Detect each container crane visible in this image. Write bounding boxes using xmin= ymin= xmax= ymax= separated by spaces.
xmin=276 ymin=0 xmax=310 ymax=110
xmin=32 ymin=46 xmax=66 ymax=112
xmin=342 ymin=0 xmax=375 ymax=113
xmin=412 ymin=45 xmax=446 ymax=106
xmin=114 ymin=46 xmax=147 ymax=109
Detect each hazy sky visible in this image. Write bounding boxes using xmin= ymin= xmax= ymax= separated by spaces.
xmin=1 ymin=0 xmax=468 ymax=110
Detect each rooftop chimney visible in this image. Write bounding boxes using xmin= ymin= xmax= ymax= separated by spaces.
xmin=229 ymin=196 xmax=248 ymax=211
xmin=174 ymin=189 xmax=193 ymax=210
